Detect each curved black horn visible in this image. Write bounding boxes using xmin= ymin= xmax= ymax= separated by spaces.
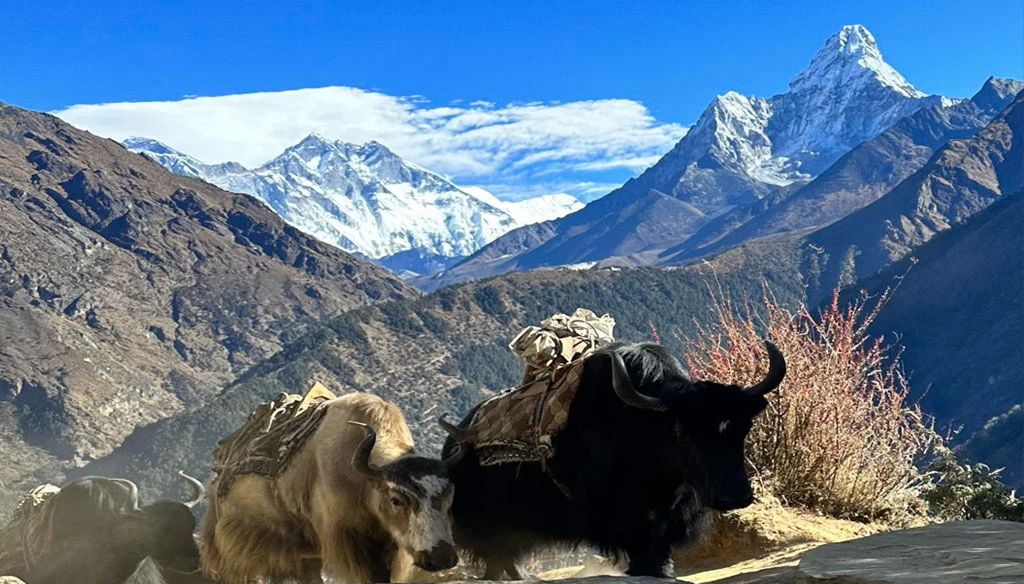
xmin=443 ymin=443 xmax=467 ymax=468
xmin=437 ymin=415 xmax=470 ymax=467
xmin=177 ymin=471 xmax=205 ymax=509
xmin=349 ymin=421 xmax=383 ymax=479
xmin=610 ymin=351 xmax=667 ymax=411
xmin=745 ymin=340 xmax=787 ymax=396
xmin=438 ymin=415 xmax=471 ymax=443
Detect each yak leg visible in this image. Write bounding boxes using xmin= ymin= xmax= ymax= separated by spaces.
xmin=481 ymin=557 xmax=529 ymax=580
xmin=624 ymin=539 xmax=674 ymax=579
xmin=504 ymin=561 xmax=529 ymax=580
xmin=621 ymin=512 xmax=674 ymax=579
xmin=481 ymin=561 xmax=506 ymax=580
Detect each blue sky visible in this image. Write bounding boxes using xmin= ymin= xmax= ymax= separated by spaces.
xmin=2 ymin=0 xmax=1020 ymax=201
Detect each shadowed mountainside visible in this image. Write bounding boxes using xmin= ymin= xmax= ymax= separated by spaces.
xmin=841 ymin=192 xmax=1023 ymax=483
xmin=808 ymin=90 xmax=1023 ymax=294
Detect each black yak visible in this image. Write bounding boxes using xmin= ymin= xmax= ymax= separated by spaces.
xmin=440 ymin=340 xmax=786 ymax=579
xmin=4 ymin=473 xmax=204 ymax=584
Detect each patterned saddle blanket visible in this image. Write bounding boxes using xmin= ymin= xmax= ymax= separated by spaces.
xmin=459 ymin=308 xmax=615 ymax=466
xmin=0 ymin=484 xmax=60 ymax=575
xmin=211 ymin=382 xmax=336 ymax=499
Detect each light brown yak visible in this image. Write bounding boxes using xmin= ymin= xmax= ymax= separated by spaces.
xmin=200 ymin=393 xmax=459 ymax=584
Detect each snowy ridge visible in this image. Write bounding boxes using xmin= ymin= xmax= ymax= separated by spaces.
xmin=461 ymin=186 xmax=583 ymax=226
xmin=127 ymin=135 xmax=581 ymax=274
xmin=663 ymin=24 xmax=949 ymax=208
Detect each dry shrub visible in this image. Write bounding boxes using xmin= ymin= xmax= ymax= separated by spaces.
xmin=683 ymin=285 xmax=935 ymax=521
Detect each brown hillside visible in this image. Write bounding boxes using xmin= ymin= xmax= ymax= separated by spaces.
xmin=0 ymin=102 xmax=415 ymax=508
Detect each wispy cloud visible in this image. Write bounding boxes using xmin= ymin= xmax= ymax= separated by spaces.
xmin=55 ymin=86 xmax=687 ymax=202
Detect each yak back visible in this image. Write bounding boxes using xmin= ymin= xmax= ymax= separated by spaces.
xmin=211 ymin=384 xmax=338 ymax=499
xmin=555 ymin=341 xmax=702 ymax=485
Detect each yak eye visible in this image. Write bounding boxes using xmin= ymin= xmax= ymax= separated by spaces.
xmin=390 ymin=495 xmax=408 ymax=507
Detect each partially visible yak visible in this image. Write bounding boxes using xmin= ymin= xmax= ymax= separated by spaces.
xmin=200 ymin=392 xmax=460 ymax=584
xmin=441 ymin=340 xmax=786 ymax=579
xmin=6 ymin=472 xmax=205 ymax=584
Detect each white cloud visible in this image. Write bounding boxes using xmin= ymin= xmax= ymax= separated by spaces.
xmin=54 ymin=85 xmax=687 ymax=202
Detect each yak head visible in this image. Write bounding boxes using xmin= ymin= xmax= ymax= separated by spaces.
xmin=124 ymin=472 xmax=205 ymax=572
xmin=349 ymin=423 xmax=459 ymax=572
xmin=608 ymin=340 xmax=786 ymax=512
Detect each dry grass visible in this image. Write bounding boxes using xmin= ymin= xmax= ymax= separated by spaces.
xmin=682 ymin=284 xmax=935 ymax=522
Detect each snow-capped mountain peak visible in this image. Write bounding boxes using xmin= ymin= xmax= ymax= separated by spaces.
xmin=125 ymin=136 xmax=229 ymax=179
xmin=126 ymin=135 xmax=581 ymax=275
xmin=123 ymin=136 xmax=183 ymax=156
xmin=790 ymin=24 xmax=924 ymax=99
xmin=598 ymin=25 xmax=949 ymax=215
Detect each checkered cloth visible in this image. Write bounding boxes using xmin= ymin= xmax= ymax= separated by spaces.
xmin=211 ymin=383 xmax=336 ymax=499
xmin=460 ymin=309 xmax=615 ymax=467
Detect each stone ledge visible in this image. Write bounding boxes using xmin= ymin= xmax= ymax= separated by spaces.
xmin=798 ymin=519 xmax=1024 ymax=584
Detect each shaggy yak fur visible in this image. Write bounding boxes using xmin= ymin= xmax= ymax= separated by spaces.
xmin=9 ymin=473 xmax=204 ymax=584
xmin=441 ymin=340 xmax=786 ymax=579
xmin=200 ymin=393 xmax=459 ymax=584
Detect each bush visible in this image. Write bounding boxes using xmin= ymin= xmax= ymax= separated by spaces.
xmin=682 ymin=286 xmax=935 ymax=521
xmin=922 ymin=440 xmax=1024 ymax=522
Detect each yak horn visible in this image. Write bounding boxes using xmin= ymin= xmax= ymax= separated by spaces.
xmin=442 ymin=443 xmax=467 ymax=467
xmin=177 ymin=471 xmax=205 ymax=509
xmin=438 ymin=415 xmax=471 ymax=443
xmin=437 ymin=415 xmax=470 ymax=467
xmin=610 ymin=351 xmax=667 ymax=411
xmin=744 ymin=340 xmax=787 ymax=397
xmin=349 ymin=422 xmax=382 ymax=479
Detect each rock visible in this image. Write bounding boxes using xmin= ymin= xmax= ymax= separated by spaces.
xmin=798 ymin=519 xmax=1024 ymax=584
xmin=0 ymin=577 xmax=27 ymax=584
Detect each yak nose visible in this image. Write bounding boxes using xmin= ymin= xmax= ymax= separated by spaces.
xmin=414 ymin=540 xmax=458 ymax=571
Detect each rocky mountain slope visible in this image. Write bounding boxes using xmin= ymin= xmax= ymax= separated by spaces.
xmin=0 ymin=102 xmax=414 ymax=509
xmin=422 ymin=25 xmax=949 ymax=289
xmin=82 ymin=237 xmax=807 ymax=500
xmin=125 ymin=136 xmax=582 ymax=276
xmin=808 ymin=89 xmax=1022 ymax=290
xmin=841 ymin=192 xmax=1023 ymax=483
xmin=663 ymin=76 xmax=1023 ymax=262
